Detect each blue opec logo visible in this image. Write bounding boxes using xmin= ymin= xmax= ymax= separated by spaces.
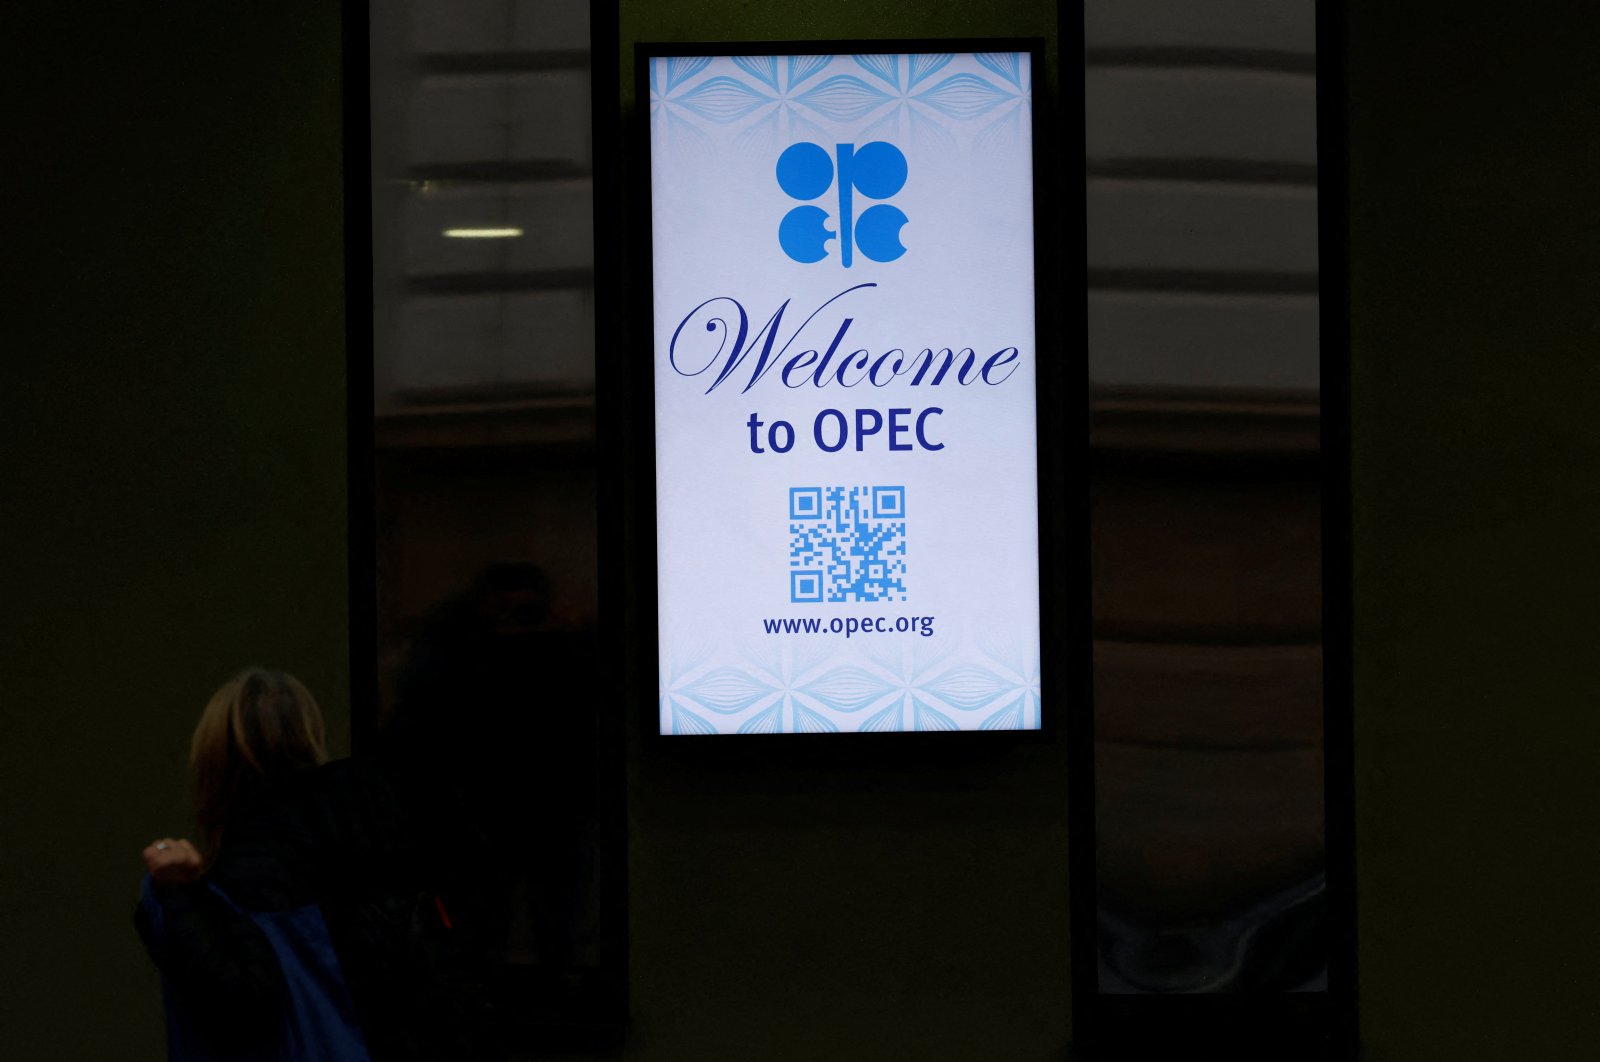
xmin=776 ymin=141 xmax=909 ymax=268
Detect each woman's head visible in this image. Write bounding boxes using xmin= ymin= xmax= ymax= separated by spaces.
xmin=191 ymin=668 xmax=327 ymax=857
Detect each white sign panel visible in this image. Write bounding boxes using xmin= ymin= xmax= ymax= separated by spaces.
xmin=649 ymin=49 xmax=1041 ymax=735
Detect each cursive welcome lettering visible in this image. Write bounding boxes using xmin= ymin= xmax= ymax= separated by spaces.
xmin=669 ymin=284 xmax=1024 ymax=395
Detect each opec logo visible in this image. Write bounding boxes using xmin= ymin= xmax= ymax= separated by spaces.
xmin=776 ymin=141 xmax=908 ymax=268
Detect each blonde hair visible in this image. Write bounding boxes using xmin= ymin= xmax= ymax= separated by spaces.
xmin=191 ymin=668 xmax=328 ymax=859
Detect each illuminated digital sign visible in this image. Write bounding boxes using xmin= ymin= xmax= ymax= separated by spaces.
xmin=646 ymin=47 xmax=1041 ymax=735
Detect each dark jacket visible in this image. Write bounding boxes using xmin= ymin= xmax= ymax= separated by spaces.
xmin=137 ymin=754 xmax=496 ymax=1061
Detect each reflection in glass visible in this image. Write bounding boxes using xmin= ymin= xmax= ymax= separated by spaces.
xmin=1085 ymin=0 xmax=1326 ymax=995
xmin=368 ymin=0 xmax=620 ymax=1051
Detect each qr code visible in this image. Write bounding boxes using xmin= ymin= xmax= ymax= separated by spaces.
xmin=788 ymin=486 xmax=907 ymax=603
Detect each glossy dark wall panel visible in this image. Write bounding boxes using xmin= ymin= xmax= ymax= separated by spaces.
xmin=1083 ymin=6 xmax=1335 ymax=1037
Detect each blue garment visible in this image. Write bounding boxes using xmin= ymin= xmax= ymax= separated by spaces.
xmin=142 ymin=875 xmax=371 ymax=1062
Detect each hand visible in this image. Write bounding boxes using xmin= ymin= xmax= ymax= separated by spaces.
xmin=143 ymin=838 xmax=203 ymax=886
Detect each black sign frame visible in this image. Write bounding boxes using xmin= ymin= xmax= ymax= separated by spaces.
xmin=618 ymin=37 xmax=1073 ymax=758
